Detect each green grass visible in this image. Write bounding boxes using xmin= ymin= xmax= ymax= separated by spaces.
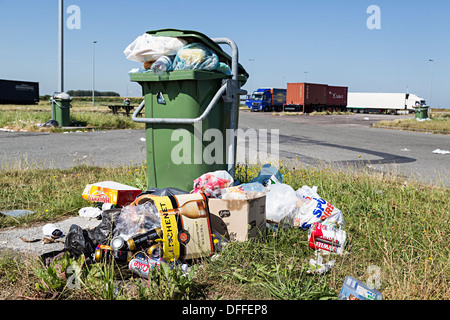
xmin=0 ymin=162 xmax=449 ymax=300
xmin=373 ymin=115 xmax=450 ymax=134
xmin=0 ymin=109 xmax=144 ymax=132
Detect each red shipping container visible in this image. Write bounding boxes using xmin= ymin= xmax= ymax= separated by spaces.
xmin=286 ymin=83 xmax=328 ymax=107
xmin=327 ymin=86 xmax=348 ymax=107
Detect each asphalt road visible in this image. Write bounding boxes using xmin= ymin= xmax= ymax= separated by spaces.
xmin=237 ymin=111 xmax=450 ymax=187
xmin=0 ymin=111 xmax=449 ymax=187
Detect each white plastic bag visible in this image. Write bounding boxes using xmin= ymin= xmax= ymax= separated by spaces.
xmin=124 ymin=34 xmax=187 ymax=63
xmin=291 ymin=186 xmax=345 ymax=229
xmin=265 ymin=184 xmax=298 ymax=223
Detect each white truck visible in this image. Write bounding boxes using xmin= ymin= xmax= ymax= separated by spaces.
xmin=347 ymin=93 xmax=426 ymax=114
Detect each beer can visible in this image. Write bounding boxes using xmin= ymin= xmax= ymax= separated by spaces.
xmin=127 ymin=227 xmax=162 ymax=251
xmin=94 ymin=246 xmax=133 ymax=264
xmin=111 ymin=236 xmax=126 ymax=251
xmin=147 ymin=243 xmax=163 ymax=258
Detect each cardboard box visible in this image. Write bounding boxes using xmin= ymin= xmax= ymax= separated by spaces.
xmin=208 ymin=192 xmax=266 ymax=241
xmin=82 ymin=181 xmax=142 ymax=207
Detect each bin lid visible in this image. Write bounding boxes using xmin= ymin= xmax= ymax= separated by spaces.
xmin=145 ymin=28 xmax=248 ymax=84
xmin=130 ymin=69 xmax=246 ymax=83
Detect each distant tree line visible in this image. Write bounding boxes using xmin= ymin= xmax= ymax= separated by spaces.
xmin=66 ymin=90 xmax=120 ymax=97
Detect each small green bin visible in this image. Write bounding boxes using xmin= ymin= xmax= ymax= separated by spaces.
xmin=130 ymin=29 xmax=248 ymax=191
xmin=414 ymin=106 xmax=429 ymax=120
xmin=51 ymin=97 xmax=72 ymax=127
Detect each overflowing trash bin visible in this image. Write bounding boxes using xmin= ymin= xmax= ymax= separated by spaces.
xmin=414 ymin=105 xmax=430 ymax=120
xmin=50 ymin=92 xmax=72 ymax=127
xmin=127 ymin=29 xmax=248 ymax=192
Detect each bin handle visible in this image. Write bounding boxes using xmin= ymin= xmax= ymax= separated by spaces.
xmin=131 ymin=81 xmax=228 ymax=124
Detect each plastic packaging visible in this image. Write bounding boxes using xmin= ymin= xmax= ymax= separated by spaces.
xmin=239 ymin=182 xmax=268 ymax=193
xmin=250 ymin=164 xmax=284 ymax=186
xmin=291 ymin=185 xmax=345 ymax=229
xmin=173 ymin=43 xmax=219 ymax=71
xmin=192 ymin=170 xmax=234 ymax=197
xmin=265 ymin=183 xmax=298 ymax=223
xmin=216 ymin=62 xmax=232 ymax=76
xmin=113 ymin=201 xmax=161 ymax=240
xmin=338 ymin=276 xmax=382 ymax=300
xmin=123 ymin=34 xmax=187 ymax=63
xmin=150 ymin=55 xmax=174 ymax=75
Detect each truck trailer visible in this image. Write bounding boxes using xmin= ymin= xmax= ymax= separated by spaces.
xmin=327 ymin=85 xmax=348 ymax=111
xmin=245 ymin=88 xmax=286 ymax=111
xmin=284 ymin=82 xmax=329 ymax=113
xmin=347 ymin=92 xmax=426 ymax=114
xmin=0 ymin=79 xmax=39 ymax=104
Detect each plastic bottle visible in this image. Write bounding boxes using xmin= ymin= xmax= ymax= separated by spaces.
xmin=151 ymin=55 xmax=173 ymax=75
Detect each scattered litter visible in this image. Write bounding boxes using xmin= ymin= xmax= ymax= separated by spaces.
xmin=0 ymin=210 xmax=34 ymax=217
xmin=401 ymin=148 xmax=410 ymax=152
xmin=78 ymin=207 xmax=103 ymax=219
xmin=140 ymin=137 xmax=146 ymax=142
xmin=192 ymin=170 xmax=233 ymax=197
xmin=416 ymin=118 xmax=431 ymax=122
xmin=42 ymin=223 xmax=63 ymax=238
xmin=432 ymin=149 xmax=450 ymax=154
xmin=250 ymin=163 xmax=284 ymax=186
xmin=307 ymin=252 xmax=335 ymax=274
xmin=287 ymin=185 xmax=345 ymax=229
xmin=338 ymin=276 xmax=382 ymax=300
xmin=363 ymin=117 xmax=370 ymax=120
xmin=43 ymin=119 xmax=59 ymax=127
xmin=82 ymin=181 xmax=142 ymax=207
xmin=33 ymin=163 xmax=356 ymax=297
xmin=308 ymin=222 xmax=347 ymax=255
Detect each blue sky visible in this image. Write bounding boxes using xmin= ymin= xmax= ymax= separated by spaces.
xmin=0 ymin=0 xmax=449 ymax=107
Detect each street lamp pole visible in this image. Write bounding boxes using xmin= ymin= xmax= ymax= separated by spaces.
xmin=92 ymin=41 xmax=97 ymax=106
xmin=58 ymin=0 xmax=64 ymax=93
xmin=428 ymin=59 xmax=434 ymax=107
xmin=249 ymin=58 xmax=255 ymax=95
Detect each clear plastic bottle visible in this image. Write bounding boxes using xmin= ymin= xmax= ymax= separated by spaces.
xmin=151 ymin=55 xmax=173 ymax=75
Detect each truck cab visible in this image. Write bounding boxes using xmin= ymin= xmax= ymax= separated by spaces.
xmin=246 ymin=88 xmax=272 ymax=111
xmin=245 ymin=88 xmax=286 ymax=112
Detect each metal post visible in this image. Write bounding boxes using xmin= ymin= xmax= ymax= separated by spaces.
xmin=92 ymin=41 xmax=97 ymax=105
xmin=428 ymin=59 xmax=434 ymax=107
xmin=58 ymin=0 xmax=64 ymax=93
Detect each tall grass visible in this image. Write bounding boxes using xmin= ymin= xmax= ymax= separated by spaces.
xmin=0 ymin=162 xmax=448 ymax=300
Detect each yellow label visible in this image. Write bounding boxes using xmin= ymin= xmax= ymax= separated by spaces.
xmin=153 ymin=197 xmax=180 ymax=261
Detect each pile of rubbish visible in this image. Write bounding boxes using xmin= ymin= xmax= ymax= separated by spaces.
xmin=39 ymin=164 xmax=380 ymax=299
xmin=124 ymin=33 xmax=232 ymax=76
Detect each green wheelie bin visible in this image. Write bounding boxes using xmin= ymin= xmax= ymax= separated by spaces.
xmin=414 ymin=105 xmax=430 ymax=120
xmin=131 ymin=29 xmax=248 ymax=192
xmin=50 ymin=92 xmax=72 ymax=127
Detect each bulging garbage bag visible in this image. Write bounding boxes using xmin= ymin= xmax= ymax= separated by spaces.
xmin=124 ymin=34 xmax=187 ymax=63
xmin=290 ymin=185 xmax=345 ymax=229
xmin=265 ymin=183 xmax=298 ymax=223
xmin=173 ymin=43 xmax=219 ymax=71
xmin=250 ymin=164 xmax=284 ymax=186
xmin=193 ymin=170 xmax=233 ymax=197
xmin=113 ymin=201 xmax=161 ymax=241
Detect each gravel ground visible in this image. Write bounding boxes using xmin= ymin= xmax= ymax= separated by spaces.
xmin=0 ymin=216 xmax=101 ymax=256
